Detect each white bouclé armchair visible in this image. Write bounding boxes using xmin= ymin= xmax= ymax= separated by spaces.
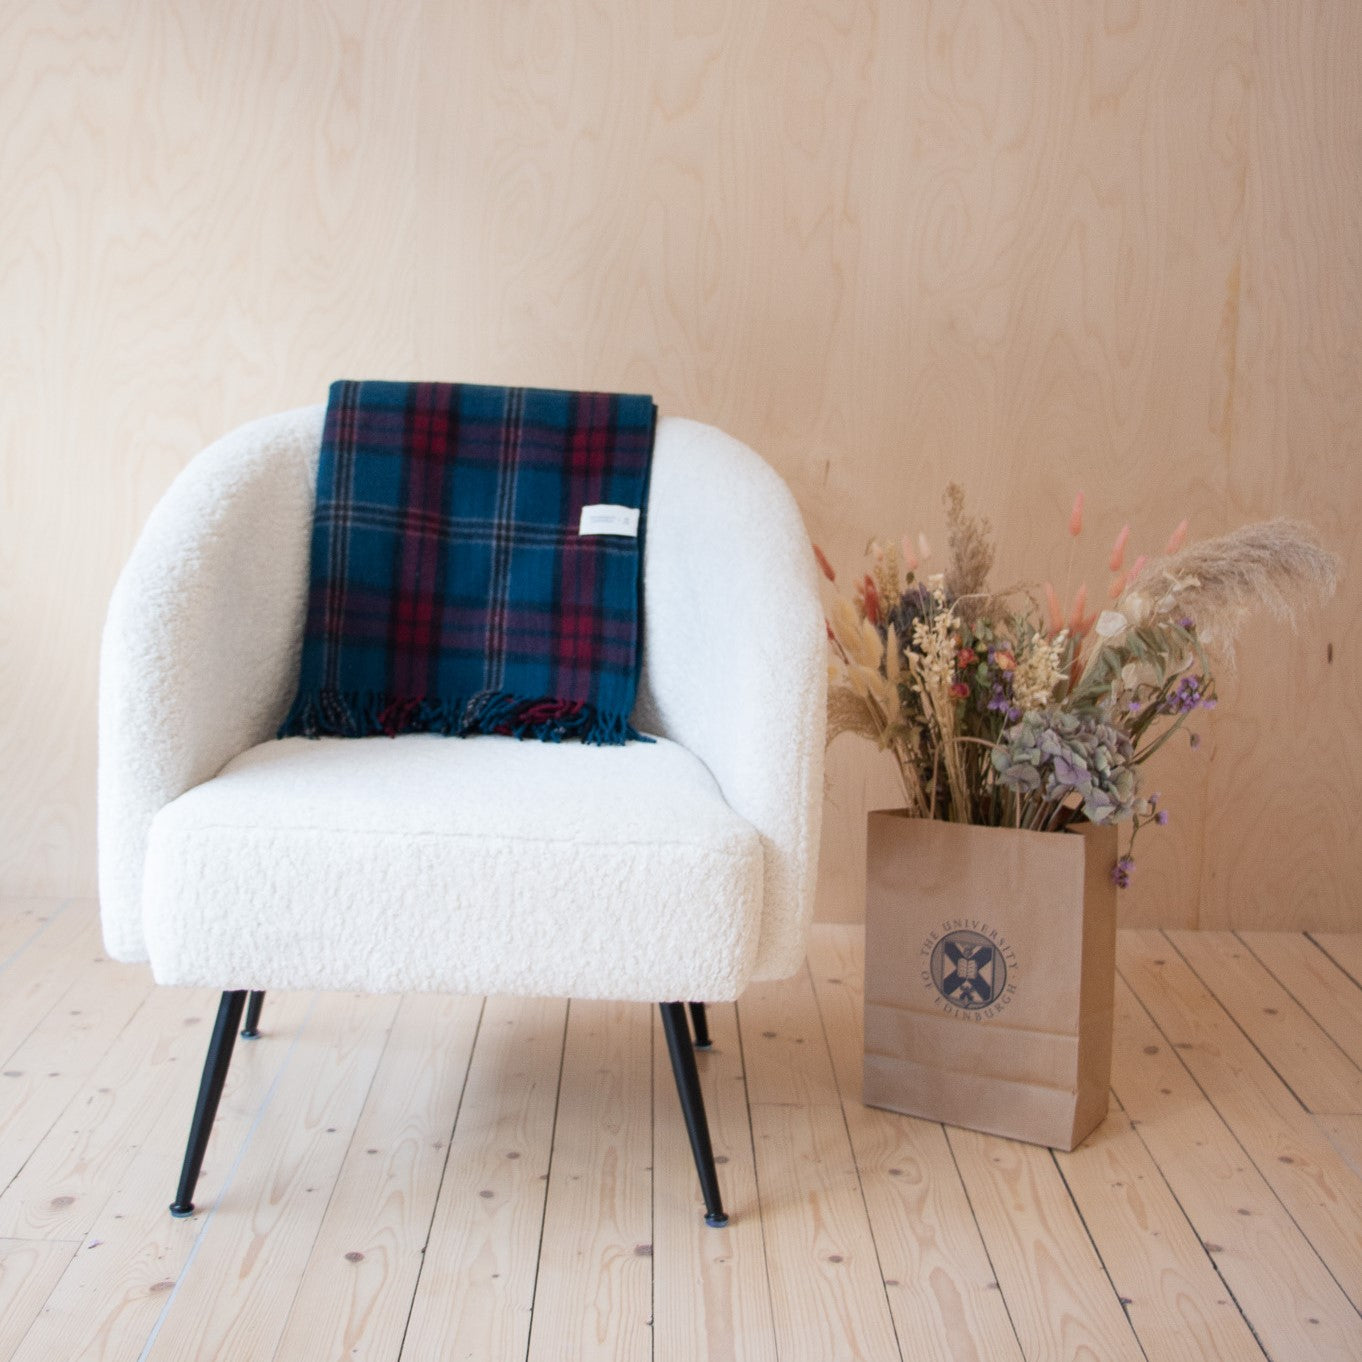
xmin=99 ymin=405 xmax=826 ymax=1225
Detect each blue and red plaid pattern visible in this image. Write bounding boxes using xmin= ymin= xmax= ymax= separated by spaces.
xmin=278 ymin=380 xmax=657 ymax=744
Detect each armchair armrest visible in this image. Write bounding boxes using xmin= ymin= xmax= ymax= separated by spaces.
xmin=635 ymin=418 xmax=826 ymax=981
xmin=98 ymin=406 xmax=323 ymax=960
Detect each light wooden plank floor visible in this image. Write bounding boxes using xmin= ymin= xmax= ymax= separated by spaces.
xmin=2 ymin=900 xmax=1361 ymax=1361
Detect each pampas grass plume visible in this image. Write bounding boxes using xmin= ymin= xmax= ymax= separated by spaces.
xmin=1127 ymin=519 xmax=1337 ymax=650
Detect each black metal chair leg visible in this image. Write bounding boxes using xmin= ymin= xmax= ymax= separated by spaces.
xmin=660 ymin=1001 xmax=728 ymax=1226
xmin=241 ymin=990 xmax=265 ymax=1039
xmin=170 ymin=989 xmax=247 ymax=1218
xmin=688 ymin=1001 xmax=712 ymax=1049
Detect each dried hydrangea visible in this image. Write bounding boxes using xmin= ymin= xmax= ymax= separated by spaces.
xmin=992 ymin=709 xmax=1137 ymax=826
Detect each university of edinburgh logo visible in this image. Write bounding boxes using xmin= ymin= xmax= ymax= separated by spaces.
xmin=929 ymin=929 xmax=1007 ymax=1011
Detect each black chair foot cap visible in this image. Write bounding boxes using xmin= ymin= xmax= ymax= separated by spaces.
xmin=704 ymin=1211 xmax=729 ymax=1228
xmin=240 ymin=1029 xmax=260 ymax=1040
xmin=168 ymin=1202 xmax=195 ymax=1218
xmin=693 ymin=1041 xmax=713 ymax=1051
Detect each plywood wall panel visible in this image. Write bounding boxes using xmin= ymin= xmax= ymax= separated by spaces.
xmin=0 ymin=0 xmax=424 ymax=895
xmin=804 ymin=1 xmax=1255 ymax=928
xmin=1198 ymin=1 xmax=1362 ymax=930
xmin=0 ymin=0 xmax=1355 ymax=929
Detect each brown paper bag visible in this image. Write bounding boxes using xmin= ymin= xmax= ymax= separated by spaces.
xmin=862 ymin=811 xmax=1118 ymax=1151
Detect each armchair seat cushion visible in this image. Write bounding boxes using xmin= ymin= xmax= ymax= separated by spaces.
xmin=141 ymin=734 xmax=765 ymax=1003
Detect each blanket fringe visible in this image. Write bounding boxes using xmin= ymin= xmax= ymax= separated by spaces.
xmin=278 ymin=689 xmax=650 ymax=746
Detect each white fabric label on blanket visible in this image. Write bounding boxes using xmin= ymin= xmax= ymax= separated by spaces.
xmin=578 ymin=504 xmax=640 ymax=537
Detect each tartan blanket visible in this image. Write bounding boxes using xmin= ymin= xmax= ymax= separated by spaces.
xmin=278 ymin=380 xmax=657 ymax=744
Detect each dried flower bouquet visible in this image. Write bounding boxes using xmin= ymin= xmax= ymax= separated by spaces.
xmin=821 ymin=491 xmax=1337 ymax=885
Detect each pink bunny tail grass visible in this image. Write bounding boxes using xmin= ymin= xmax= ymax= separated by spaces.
xmin=1069 ymin=491 xmax=1085 ymax=538
xmin=1069 ymin=582 xmax=1088 ymax=631
xmin=1044 ymin=581 xmax=1063 ymax=634
xmin=1108 ymin=524 xmax=1130 ymax=572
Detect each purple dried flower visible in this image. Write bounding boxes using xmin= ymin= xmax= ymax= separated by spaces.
xmin=1160 ymin=675 xmax=1215 ymax=716
xmin=1110 ymin=854 xmax=1135 ymax=888
xmin=1155 ymin=810 xmax=1169 ymax=826
xmin=1052 ymin=753 xmax=1089 ymax=790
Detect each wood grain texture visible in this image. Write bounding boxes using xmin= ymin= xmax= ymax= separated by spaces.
xmin=735 ymin=964 xmax=842 ymax=1109
xmin=1202 ymin=0 xmax=1362 ymax=932
xmin=1240 ymin=931 xmax=1362 ymax=1073
xmin=651 ymin=1002 xmax=778 ymax=1362
xmin=1 ymin=2 xmax=1357 ymax=930
xmin=4 ymin=910 xmax=1362 ymax=1357
xmin=0 ymin=948 xmax=151 ymax=1198
xmin=1053 ymin=1096 xmax=1266 ymax=1362
xmin=9 ymin=987 xmax=317 ymax=1362
xmin=0 ymin=984 xmax=222 ymax=1240
xmin=140 ymin=993 xmax=401 ymax=1362
xmin=1313 ymin=934 xmax=1362 ymax=987
xmin=0 ymin=909 xmax=102 ymax=1069
xmin=270 ymin=992 xmax=482 ymax=1362
xmin=1121 ymin=930 xmax=1362 ymax=1312
xmin=945 ymin=1127 xmax=1145 ymax=1361
xmin=1317 ymin=1115 xmax=1362 ymax=1180
xmin=0 ymin=901 xmax=71 ymax=966
xmin=1110 ymin=970 xmax=1362 ymax=1359
xmin=741 ymin=955 xmax=902 ymax=1359
xmin=809 ymin=920 xmax=1268 ymax=1361
xmin=746 ymin=1103 xmax=903 ymax=1361
xmin=1171 ymin=929 xmax=1362 ymax=1114
xmin=524 ymin=999 xmax=653 ymax=1362
xmin=805 ymin=926 xmax=1025 ymax=1362
xmin=0 ymin=1239 xmax=79 ymax=1360
xmin=399 ymin=994 xmax=566 ymax=1362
